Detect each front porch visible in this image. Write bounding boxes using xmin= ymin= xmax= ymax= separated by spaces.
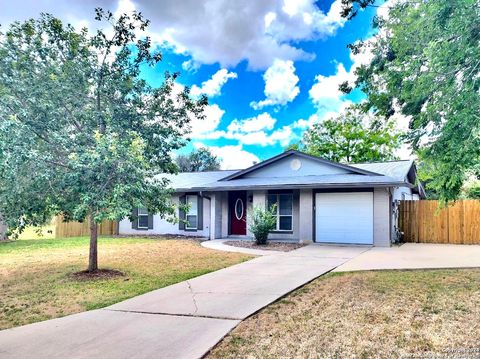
xmin=207 ymin=189 xmax=311 ymax=243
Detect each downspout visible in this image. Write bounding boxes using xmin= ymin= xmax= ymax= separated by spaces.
xmin=199 ymin=191 xmax=211 ymax=240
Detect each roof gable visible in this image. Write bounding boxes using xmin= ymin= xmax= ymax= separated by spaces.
xmin=220 ymin=150 xmax=381 ymax=181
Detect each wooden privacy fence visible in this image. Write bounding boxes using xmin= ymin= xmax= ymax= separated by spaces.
xmin=399 ymin=200 xmax=480 ymax=244
xmin=55 ymin=216 xmax=118 ymax=238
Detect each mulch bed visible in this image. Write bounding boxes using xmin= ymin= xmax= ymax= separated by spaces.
xmin=70 ymin=269 xmax=126 ymax=281
xmin=224 ymin=241 xmax=305 ymax=252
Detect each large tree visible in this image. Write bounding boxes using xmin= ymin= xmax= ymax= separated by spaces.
xmin=176 ymin=147 xmax=221 ymax=172
xmin=0 ymin=10 xmax=206 ymax=271
xmin=341 ymin=0 xmax=480 ymax=201
xmin=292 ymin=106 xmax=401 ymax=163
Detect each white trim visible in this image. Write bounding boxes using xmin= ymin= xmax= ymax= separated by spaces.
xmin=268 ymin=193 xmax=293 ymax=231
xmin=234 ymin=198 xmax=244 ymax=220
xmin=137 ymin=208 xmax=149 ymax=229
xmin=185 ymin=195 xmax=198 ymax=230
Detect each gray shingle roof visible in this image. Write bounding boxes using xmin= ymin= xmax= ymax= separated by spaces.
xmin=160 ymin=170 xmax=238 ymax=189
xmin=350 ymin=160 xmax=414 ymax=182
xmin=170 ymin=174 xmax=406 ymax=192
xmin=158 ymin=154 xmax=416 ymax=192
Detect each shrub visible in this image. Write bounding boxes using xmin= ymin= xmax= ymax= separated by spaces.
xmin=248 ymin=206 xmax=276 ymax=245
xmin=465 ymin=183 xmax=480 ymax=199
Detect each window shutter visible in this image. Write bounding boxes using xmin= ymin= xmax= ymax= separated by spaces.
xmin=197 ymin=195 xmax=203 ymax=230
xmin=132 ymin=208 xmax=138 ymax=229
xmin=147 ymin=213 xmax=154 ymax=229
xmin=179 ymin=195 xmax=186 ymax=230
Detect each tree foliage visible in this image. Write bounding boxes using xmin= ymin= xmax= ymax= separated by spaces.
xmin=176 ymin=147 xmax=221 ymax=172
xmin=0 ymin=10 xmax=207 ymax=270
xmin=343 ymin=0 xmax=480 ymax=201
xmin=292 ymin=106 xmax=402 ymax=163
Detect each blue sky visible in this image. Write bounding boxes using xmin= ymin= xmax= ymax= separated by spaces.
xmin=0 ymin=0 xmax=392 ymax=168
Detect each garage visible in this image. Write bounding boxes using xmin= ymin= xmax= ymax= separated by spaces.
xmin=315 ymin=192 xmax=373 ymax=245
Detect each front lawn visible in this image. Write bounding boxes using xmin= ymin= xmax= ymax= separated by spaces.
xmin=208 ymin=269 xmax=480 ymax=359
xmin=0 ymin=237 xmax=252 ymax=330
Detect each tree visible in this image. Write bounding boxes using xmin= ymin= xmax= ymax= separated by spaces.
xmin=294 ymin=106 xmax=402 ymax=163
xmin=176 ymin=147 xmax=221 ymax=172
xmin=0 ymin=10 xmax=206 ymax=272
xmin=341 ymin=0 xmax=480 ymax=201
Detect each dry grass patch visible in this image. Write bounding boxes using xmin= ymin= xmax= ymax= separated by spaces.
xmin=0 ymin=237 xmax=252 ymax=330
xmin=208 ymin=269 xmax=480 ymax=359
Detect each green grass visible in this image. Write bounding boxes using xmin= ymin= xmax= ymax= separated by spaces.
xmin=0 ymin=236 xmax=252 ymax=330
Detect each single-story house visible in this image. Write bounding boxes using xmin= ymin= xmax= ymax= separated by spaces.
xmin=119 ymin=150 xmax=425 ymax=246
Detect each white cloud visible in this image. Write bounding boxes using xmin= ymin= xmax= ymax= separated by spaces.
xmin=227 ymin=112 xmax=276 ymax=133
xmin=190 ymin=69 xmax=237 ymax=98
xmin=190 ymin=111 xmax=297 ymax=147
xmin=194 ymin=143 xmax=260 ymax=169
xmin=300 ymin=36 xmax=375 ymax=131
xmin=251 ymin=59 xmax=300 ymax=109
xmin=292 ymin=100 xmax=354 ymax=129
xmin=0 ymin=0 xmax=346 ymax=70
xmin=224 ymin=113 xmax=297 ymax=147
xmin=189 ymin=104 xmax=225 ymax=138
xmin=309 ymin=63 xmax=351 ymax=111
xmin=268 ymin=0 xmax=345 ymax=42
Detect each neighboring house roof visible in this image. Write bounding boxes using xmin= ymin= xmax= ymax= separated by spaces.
xmin=161 ymin=150 xmax=423 ymax=194
xmin=352 ymin=159 xmax=426 ymax=198
xmin=350 ymin=160 xmax=414 ymax=182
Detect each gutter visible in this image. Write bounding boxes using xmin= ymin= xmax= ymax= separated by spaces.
xmin=174 ymin=181 xmax=412 ymax=193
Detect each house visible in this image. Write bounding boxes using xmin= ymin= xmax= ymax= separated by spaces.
xmin=119 ymin=150 xmax=425 ymax=246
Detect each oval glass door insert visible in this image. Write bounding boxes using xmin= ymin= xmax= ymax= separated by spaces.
xmin=235 ymin=198 xmax=244 ymax=220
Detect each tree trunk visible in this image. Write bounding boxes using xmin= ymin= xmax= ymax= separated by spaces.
xmin=88 ymin=215 xmax=98 ymax=272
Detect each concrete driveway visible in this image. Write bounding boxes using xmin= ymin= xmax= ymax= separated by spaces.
xmin=0 ymin=244 xmax=368 ymax=359
xmin=335 ymin=243 xmax=480 ymax=272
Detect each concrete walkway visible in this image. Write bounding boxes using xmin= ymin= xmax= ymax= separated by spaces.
xmin=0 ymin=244 xmax=368 ymax=359
xmin=335 ymin=243 xmax=480 ymax=272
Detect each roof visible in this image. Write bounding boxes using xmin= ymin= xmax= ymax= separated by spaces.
xmin=350 ymin=160 xmax=414 ymax=182
xmin=220 ymin=150 xmax=380 ymax=180
xmin=160 ymin=170 xmax=238 ymax=189
xmin=171 ymin=174 xmax=406 ymax=192
xmin=160 ymin=151 xmax=420 ymax=193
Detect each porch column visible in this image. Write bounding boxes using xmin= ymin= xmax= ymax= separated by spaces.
xmin=209 ymin=193 xmax=216 ymax=240
xmin=248 ymin=190 xmax=266 ymax=238
xmin=221 ymin=192 xmax=229 ymax=238
xmin=299 ymin=189 xmax=313 ymax=243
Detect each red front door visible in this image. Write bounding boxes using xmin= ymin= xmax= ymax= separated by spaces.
xmin=229 ymin=191 xmax=247 ymax=235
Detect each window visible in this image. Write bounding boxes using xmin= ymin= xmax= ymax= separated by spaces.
xmin=137 ymin=208 xmax=149 ymax=229
xmin=267 ymin=193 xmax=293 ymax=231
xmin=186 ymin=195 xmax=198 ymax=229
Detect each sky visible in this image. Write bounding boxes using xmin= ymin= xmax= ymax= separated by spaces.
xmin=0 ymin=0 xmax=408 ymax=169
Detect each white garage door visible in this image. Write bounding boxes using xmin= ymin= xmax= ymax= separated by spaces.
xmin=315 ymin=192 xmax=373 ymax=245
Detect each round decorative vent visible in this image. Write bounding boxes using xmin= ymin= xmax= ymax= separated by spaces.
xmin=290 ymin=158 xmax=302 ymax=171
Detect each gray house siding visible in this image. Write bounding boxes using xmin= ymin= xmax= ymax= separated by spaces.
xmin=373 ymin=188 xmax=392 ymax=247
xmin=299 ymin=189 xmax=314 ymax=243
xmin=243 ymin=155 xmax=350 ymax=178
xmin=117 ymin=151 xmax=422 ymax=246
